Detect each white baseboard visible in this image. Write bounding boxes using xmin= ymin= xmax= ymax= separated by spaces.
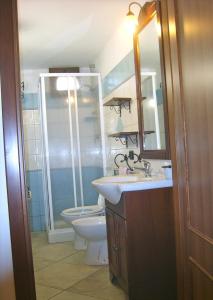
xmin=48 ymin=228 xmax=75 ymax=243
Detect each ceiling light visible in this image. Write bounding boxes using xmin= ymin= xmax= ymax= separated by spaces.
xmin=56 ymin=77 xmax=80 ymax=91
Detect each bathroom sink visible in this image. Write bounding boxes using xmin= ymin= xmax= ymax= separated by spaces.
xmin=92 ymin=174 xmax=173 ymax=205
xmin=96 ymin=175 xmax=148 ymax=183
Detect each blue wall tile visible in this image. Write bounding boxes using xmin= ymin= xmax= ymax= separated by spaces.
xmin=156 ymin=88 xmax=163 ymax=105
xmin=31 ymin=201 xmax=42 ymax=217
xmin=26 ymin=170 xmax=45 ymax=232
xmin=22 ymin=93 xmax=39 ymax=110
xmin=40 ymin=216 xmax=46 ymax=231
xmin=27 ymin=166 xmax=103 ymax=231
xmin=82 ymin=166 xmax=103 ymax=206
xmin=50 ymin=167 xmax=103 ymax=221
xmin=31 ymin=216 xmax=43 ymax=232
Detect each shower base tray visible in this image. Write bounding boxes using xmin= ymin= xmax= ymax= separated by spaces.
xmin=48 ymin=227 xmax=75 ymax=243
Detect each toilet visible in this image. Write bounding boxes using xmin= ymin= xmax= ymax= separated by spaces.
xmin=60 ymin=195 xmax=105 ymax=250
xmin=72 ymin=216 xmax=108 ymax=265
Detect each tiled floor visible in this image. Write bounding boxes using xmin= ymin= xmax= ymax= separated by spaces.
xmin=32 ymin=232 xmax=126 ymax=300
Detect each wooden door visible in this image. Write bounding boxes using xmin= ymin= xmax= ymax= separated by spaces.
xmin=0 ymin=0 xmax=36 ymax=299
xmin=105 ymin=208 xmax=119 ymax=278
xmin=162 ymin=0 xmax=213 ymax=298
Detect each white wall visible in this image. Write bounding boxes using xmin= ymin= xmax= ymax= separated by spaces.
xmin=95 ymin=22 xmax=133 ymax=78
xmin=21 ymin=69 xmax=48 ymax=93
xmin=0 ymin=87 xmax=16 ymax=299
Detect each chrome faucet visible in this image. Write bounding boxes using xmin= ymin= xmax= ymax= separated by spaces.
xmin=134 ymin=159 xmax=152 ymax=177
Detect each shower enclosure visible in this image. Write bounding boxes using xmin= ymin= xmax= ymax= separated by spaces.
xmin=40 ymin=73 xmax=106 ymax=242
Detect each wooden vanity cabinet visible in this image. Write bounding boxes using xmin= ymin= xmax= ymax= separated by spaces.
xmin=105 ymin=187 xmax=177 ymax=300
xmin=105 ymin=208 xmax=128 ymax=291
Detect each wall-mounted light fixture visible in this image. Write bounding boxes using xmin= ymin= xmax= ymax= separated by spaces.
xmin=126 ymin=1 xmax=142 ymax=34
xmin=56 ymin=76 xmax=80 ymax=91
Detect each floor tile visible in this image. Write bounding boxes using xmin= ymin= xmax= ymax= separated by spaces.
xmin=33 ymin=256 xmax=53 ymax=272
xmin=35 ymin=262 xmax=100 ymax=290
xmin=69 ymin=268 xmax=126 ymax=300
xmin=62 ymin=251 xmax=86 ymax=265
xmin=62 ymin=251 xmax=103 ymax=271
xmin=36 ymin=284 xmax=61 ymax=300
xmin=32 ymin=233 xmax=125 ymax=300
xmin=33 ymin=242 xmax=77 ymax=262
xmin=88 ymin=267 xmax=110 ymax=282
xmin=31 ymin=232 xmax=48 ymax=251
xmin=50 ymin=291 xmax=98 ymax=300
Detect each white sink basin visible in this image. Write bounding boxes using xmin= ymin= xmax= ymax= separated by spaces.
xmin=96 ymin=175 xmax=148 ymax=183
xmin=92 ymin=174 xmax=173 ymax=205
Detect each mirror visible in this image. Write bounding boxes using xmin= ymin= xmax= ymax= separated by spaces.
xmin=134 ymin=1 xmax=170 ymax=159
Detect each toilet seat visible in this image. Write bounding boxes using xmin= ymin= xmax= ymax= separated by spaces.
xmin=61 ymin=205 xmax=105 ymax=225
xmin=60 ymin=195 xmax=105 ymax=251
xmin=62 ymin=205 xmax=104 ymax=217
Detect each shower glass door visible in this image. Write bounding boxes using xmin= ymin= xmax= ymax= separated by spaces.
xmin=40 ymin=74 xmax=105 ymax=231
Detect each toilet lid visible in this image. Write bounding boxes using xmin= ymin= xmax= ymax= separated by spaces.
xmin=62 ymin=205 xmax=104 ymax=217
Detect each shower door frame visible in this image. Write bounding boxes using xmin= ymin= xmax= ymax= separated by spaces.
xmin=40 ymin=73 xmax=106 ymax=238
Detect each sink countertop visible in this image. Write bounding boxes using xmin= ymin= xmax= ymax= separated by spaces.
xmin=92 ymin=174 xmax=173 ymax=205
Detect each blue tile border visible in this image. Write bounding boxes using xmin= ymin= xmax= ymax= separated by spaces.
xmin=102 ymin=50 xmax=135 ymax=98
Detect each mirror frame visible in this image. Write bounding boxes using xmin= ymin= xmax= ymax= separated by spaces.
xmin=133 ymin=0 xmax=170 ymax=159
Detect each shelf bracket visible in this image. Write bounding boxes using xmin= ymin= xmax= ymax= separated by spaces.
xmin=128 ymin=134 xmax=138 ymax=147
xmin=110 ymin=105 xmax=121 ymax=117
xmin=108 ymin=131 xmax=138 ymax=149
xmin=115 ymin=137 xmax=127 ymax=146
xmin=121 ymin=101 xmax=131 ymax=114
xmin=107 ymin=100 xmax=131 ymax=117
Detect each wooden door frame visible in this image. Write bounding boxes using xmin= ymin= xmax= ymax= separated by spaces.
xmin=0 ymin=0 xmax=36 ymax=299
xmin=1 ymin=0 xmax=182 ymax=299
xmin=0 ymin=0 xmax=191 ymax=299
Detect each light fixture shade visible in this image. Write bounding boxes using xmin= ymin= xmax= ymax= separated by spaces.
xmin=125 ymin=12 xmax=138 ymax=34
xmin=56 ymin=76 xmax=80 ymax=91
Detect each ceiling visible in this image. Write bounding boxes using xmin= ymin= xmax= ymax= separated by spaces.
xmin=18 ymin=0 xmax=141 ymax=69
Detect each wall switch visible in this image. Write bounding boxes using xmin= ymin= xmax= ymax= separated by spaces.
xmin=129 ymin=150 xmax=134 ymax=160
xmin=27 ymin=186 xmax=32 ymax=200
